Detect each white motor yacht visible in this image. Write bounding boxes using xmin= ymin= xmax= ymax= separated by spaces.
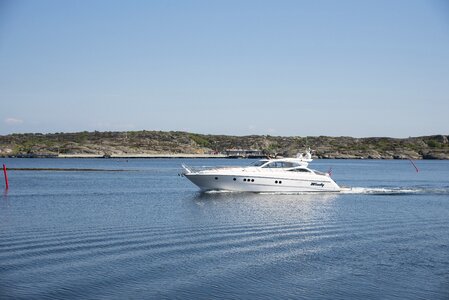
xmin=182 ymin=150 xmax=340 ymax=192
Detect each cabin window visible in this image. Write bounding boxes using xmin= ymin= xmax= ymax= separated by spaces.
xmin=263 ymin=161 xmax=297 ymax=168
xmin=289 ymin=168 xmax=311 ymax=173
xmin=264 ymin=162 xmax=284 ymax=168
xmin=283 ymin=162 xmax=296 ymax=168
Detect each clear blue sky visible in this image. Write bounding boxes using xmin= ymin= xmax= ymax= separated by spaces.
xmin=1 ymin=0 xmax=448 ymax=137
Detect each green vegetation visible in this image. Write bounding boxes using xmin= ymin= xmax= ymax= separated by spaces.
xmin=427 ymin=140 xmax=441 ymax=148
xmin=188 ymin=134 xmax=211 ymax=148
xmin=0 ymin=131 xmax=448 ymax=159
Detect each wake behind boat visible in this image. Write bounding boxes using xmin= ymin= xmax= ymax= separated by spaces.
xmin=182 ymin=149 xmax=340 ymax=192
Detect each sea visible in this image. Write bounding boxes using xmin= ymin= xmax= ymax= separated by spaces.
xmin=0 ymin=158 xmax=448 ymax=299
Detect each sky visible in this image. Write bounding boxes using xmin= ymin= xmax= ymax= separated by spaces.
xmin=1 ymin=0 xmax=448 ymax=137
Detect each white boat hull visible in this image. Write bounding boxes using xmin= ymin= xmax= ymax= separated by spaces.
xmin=184 ymin=173 xmax=340 ymax=192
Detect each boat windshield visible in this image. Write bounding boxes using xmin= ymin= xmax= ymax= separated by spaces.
xmin=251 ymin=160 xmax=268 ymax=167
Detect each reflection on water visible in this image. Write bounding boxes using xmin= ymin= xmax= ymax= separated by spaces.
xmin=190 ymin=192 xmax=339 ymax=224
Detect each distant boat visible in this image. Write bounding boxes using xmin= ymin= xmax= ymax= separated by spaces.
xmin=182 ymin=149 xmax=340 ymax=192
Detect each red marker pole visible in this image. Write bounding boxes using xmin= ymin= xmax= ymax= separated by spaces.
xmin=3 ymin=164 xmax=8 ymax=189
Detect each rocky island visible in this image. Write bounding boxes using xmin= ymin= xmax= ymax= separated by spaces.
xmin=0 ymin=131 xmax=448 ymax=159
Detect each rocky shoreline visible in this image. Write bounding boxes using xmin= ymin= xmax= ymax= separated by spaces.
xmin=1 ymin=131 xmax=448 ymax=159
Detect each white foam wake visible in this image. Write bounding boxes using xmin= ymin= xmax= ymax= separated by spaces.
xmin=204 ymin=190 xmax=235 ymax=194
xmin=340 ymin=186 xmax=449 ymax=195
xmin=202 ymin=186 xmax=449 ymax=195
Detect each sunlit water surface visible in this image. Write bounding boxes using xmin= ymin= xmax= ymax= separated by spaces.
xmin=1 ymin=158 xmax=448 ymax=299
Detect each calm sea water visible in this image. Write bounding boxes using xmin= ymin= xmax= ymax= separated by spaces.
xmin=1 ymin=158 xmax=448 ymax=299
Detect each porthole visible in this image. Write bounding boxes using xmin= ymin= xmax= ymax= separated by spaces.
xmin=233 ymin=178 xmax=236 ymax=181
xmin=243 ymin=178 xmax=246 ymax=182
xmin=251 ymin=179 xmax=254 ymax=182
xmin=279 ymin=181 xmax=282 ymax=184
xmin=275 ymin=180 xmax=278 ymax=184
xmin=215 ymin=177 xmax=218 ymax=180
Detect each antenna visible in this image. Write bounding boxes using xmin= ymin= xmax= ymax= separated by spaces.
xmin=408 ymin=159 xmax=419 ymax=173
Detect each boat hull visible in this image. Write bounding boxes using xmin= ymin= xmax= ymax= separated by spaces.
xmin=184 ymin=173 xmax=340 ymax=192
